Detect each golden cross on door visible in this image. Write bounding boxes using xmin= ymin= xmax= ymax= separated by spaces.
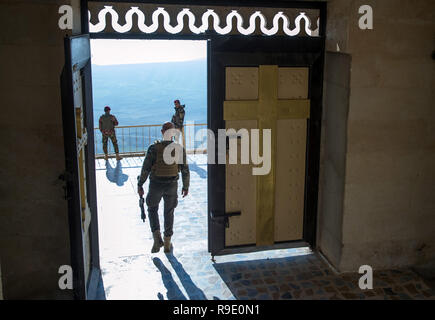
xmin=223 ymin=65 xmax=310 ymax=246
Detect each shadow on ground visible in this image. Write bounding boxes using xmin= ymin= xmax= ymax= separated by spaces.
xmin=187 ymin=159 xmax=207 ymax=179
xmin=94 ymin=273 xmax=107 ymax=300
xmin=153 ymin=257 xmax=187 ymax=300
xmin=105 ymin=160 xmax=129 ymax=186
xmin=153 ymin=255 xmax=207 ymax=300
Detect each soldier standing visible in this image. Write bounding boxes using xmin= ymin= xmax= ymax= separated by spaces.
xmin=137 ymin=122 xmax=190 ymax=253
xmin=99 ymin=106 xmax=122 ymax=161
xmin=171 ymin=99 xmax=185 ymax=146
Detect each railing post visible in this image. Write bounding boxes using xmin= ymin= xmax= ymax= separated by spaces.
xmin=148 ymin=127 xmax=151 ymax=148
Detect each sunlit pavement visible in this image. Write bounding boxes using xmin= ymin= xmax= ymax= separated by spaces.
xmin=95 ymin=155 xmax=435 ymax=300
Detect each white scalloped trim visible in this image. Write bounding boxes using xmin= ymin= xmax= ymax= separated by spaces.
xmin=89 ymin=6 xmax=320 ymax=36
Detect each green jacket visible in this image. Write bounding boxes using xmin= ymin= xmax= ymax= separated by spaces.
xmin=99 ymin=113 xmax=118 ymax=134
xmin=138 ymin=140 xmax=190 ymax=190
xmin=171 ymin=105 xmax=185 ymax=129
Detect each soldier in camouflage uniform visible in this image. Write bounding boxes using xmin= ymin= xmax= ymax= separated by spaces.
xmin=137 ymin=122 xmax=190 ymax=253
xmin=171 ymin=99 xmax=185 ymax=146
xmin=99 ymin=106 xmax=122 ymax=161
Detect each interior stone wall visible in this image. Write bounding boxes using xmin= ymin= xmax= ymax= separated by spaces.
xmin=0 ymin=0 xmax=73 ymax=299
xmin=317 ymin=52 xmax=351 ymax=269
xmin=0 ymin=261 xmax=3 ymax=299
xmin=341 ymin=0 xmax=435 ymax=271
xmin=318 ymin=0 xmax=435 ymax=272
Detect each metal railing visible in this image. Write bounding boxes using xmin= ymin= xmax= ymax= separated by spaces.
xmin=94 ymin=123 xmax=207 ymax=158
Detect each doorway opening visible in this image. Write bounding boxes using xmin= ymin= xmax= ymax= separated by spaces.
xmin=90 ymin=39 xmax=209 ymax=299
xmin=88 ymin=38 xmax=314 ymax=300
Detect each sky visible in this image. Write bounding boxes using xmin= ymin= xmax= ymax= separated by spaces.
xmin=90 ymin=39 xmax=207 ymax=65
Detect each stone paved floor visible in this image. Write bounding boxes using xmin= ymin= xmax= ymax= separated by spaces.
xmin=95 ymin=155 xmax=435 ymax=300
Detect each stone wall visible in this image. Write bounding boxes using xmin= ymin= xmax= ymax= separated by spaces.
xmin=317 ymin=51 xmax=351 ymax=269
xmin=0 ymin=261 xmax=3 ymax=299
xmin=0 ymin=0 xmax=73 ymax=299
xmin=318 ymin=0 xmax=435 ymax=271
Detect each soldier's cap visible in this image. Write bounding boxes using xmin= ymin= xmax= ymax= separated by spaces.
xmin=174 ymin=100 xmax=180 ymax=104
xmin=104 ymin=106 xmax=111 ymax=111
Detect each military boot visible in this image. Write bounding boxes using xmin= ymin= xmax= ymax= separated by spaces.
xmin=164 ymin=236 xmax=173 ymax=253
xmin=116 ymin=153 xmax=123 ymax=161
xmin=151 ymin=230 xmax=164 ymax=253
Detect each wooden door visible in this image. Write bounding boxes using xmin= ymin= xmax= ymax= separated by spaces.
xmin=208 ymin=36 xmax=324 ymax=256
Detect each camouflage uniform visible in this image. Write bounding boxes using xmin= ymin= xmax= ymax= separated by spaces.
xmin=138 ymin=140 xmax=190 ymax=238
xmin=99 ymin=113 xmax=120 ymax=154
xmin=171 ymin=104 xmax=185 ymax=144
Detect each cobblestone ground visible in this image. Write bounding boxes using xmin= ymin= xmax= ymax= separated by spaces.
xmin=95 ymin=155 xmax=435 ymax=300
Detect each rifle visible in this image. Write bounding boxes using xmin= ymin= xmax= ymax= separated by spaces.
xmin=137 ymin=175 xmax=146 ymax=222
xmin=139 ymin=195 xmax=146 ymax=222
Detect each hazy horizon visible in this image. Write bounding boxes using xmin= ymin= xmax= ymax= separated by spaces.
xmin=91 ymin=59 xmax=207 ymax=127
xmin=90 ymin=39 xmax=207 ymax=65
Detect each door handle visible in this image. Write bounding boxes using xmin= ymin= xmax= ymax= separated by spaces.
xmin=210 ymin=210 xmax=241 ymax=228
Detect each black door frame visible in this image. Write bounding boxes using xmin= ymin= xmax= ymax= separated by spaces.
xmin=59 ymin=0 xmax=102 ymax=301
xmin=61 ymin=33 xmax=100 ymax=299
xmin=82 ymin=0 xmax=326 ymax=262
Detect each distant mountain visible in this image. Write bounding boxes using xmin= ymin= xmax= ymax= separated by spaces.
xmin=91 ymin=59 xmax=207 ymax=127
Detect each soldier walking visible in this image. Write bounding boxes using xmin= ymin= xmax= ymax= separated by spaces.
xmin=171 ymin=99 xmax=185 ymax=146
xmin=99 ymin=106 xmax=122 ymax=161
xmin=137 ymin=122 xmax=190 ymax=253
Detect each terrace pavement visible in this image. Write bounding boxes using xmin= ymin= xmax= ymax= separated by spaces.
xmin=94 ymin=155 xmax=435 ymax=300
